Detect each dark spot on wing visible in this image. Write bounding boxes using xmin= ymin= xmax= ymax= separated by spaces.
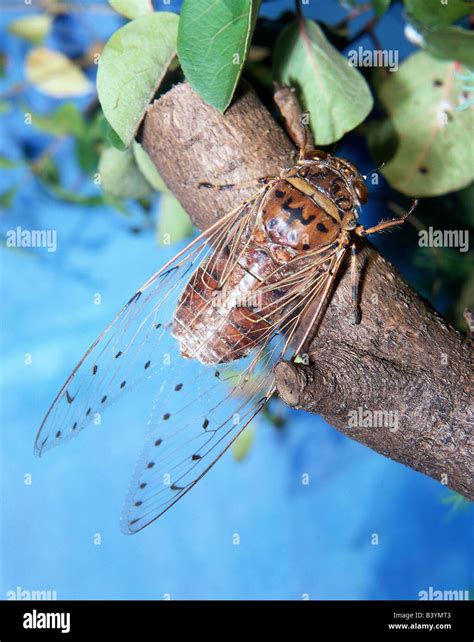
xmin=155 ymin=438 xmax=162 ymax=446
xmin=171 ymin=483 xmax=184 ymax=491
xmin=419 ymin=166 xmax=429 ymax=174
xmin=192 ymin=454 xmax=202 ymax=460
xmin=275 ymin=189 xmax=285 ymax=198
xmin=147 ymin=462 xmax=155 ymax=469
xmin=174 ymin=383 xmax=183 ymax=391
xmin=203 ymin=418 xmax=209 ymax=429
xmin=144 ymin=360 xmax=151 ymax=369
xmin=93 ymin=365 xmax=98 ymax=375
xmin=302 ymin=243 xmax=310 ymax=251
xmin=72 ymin=422 xmax=77 ymax=431
xmin=115 ymin=351 xmax=122 ymax=359
xmin=56 ymin=430 xmax=61 ymax=438
xmin=139 ymin=483 xmax=147 ymax=489
xmin=134 ymin=501 xmax=143 ymax=507
xmin=86 ymin=408 xmax=91 ymax=416
xmin=65 ymin=390 xmax=75 ymax=404
xmin=317 ymin=222 xmax=328 ymax=233
xmin=163 ymin=265 xmax=180 ymax=278
xmin=163 ymin=413 xmax=170 ymax=420
xmin=101 ymin=395 xmax=107 ymax=403
xmin=120 ymin=380 xmax=126 ymax=389
xmin=155 ymin=323 xmax=161 ymax=329
xmin=127 ymin=291 xmax=142 ymax=305
xmin=433 ymin=79 xmax=443 ymax=87
xmin=215 ymin=370 xmax=220 ymax=378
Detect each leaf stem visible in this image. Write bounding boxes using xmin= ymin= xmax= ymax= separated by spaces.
xmin=333 ymin=2 xmax=372 ymax=30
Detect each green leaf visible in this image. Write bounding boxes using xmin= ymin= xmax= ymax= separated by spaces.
xmin=403 ymin=0 xmax=472 ymax=28
xmin=36 ymin=157 xmax=60 ymax=186
xmin=441 ymin=491 xmax=472 ymax=515
xmin=423 ymin=26 xmax=474 ymax=69
xmin=0 ymin=156 xmax=17 ymax=169
xmin=44 ymin=183 xmax=109 ymax=206
xmin=30 ymin=103 xmax=86 ymax=137
xmin=273 ymin=19 xmax=373 ymax=145
xmin=372 ymin=0 xmax=392 ymax=17
xmin=0 ymin=185 xmax=17 ymax=209
xmin=101 ymin=117 xmax=126 ymax=151
xmin=0 ymin=53 xmax=6 ymax=79
xmin=9 ymin=14 xmax=52 ymax=44
xmin=178 ymin=0 xmax=261 ymax=112
xmin=75 ymin=137 xmax=100 ymax=174
xmin=26 ymin=47 xmax=93 ymax=97
xmin=98 ymin=146 xmax=153 ymax=199
xmin=133 ymin=141 xmax=168 ymax=192
xmin=368 ymin=52 xmax=474 ymax=197
xmin=156 ymin=192 xmax=193 ymax=245
xmin=97 ymin=12 xmax=179 ymax=147
xmin=74 ymin=111 xmax=108 ymax=174
xmin=232 ymin=426 xmax=255 ymax=462
xmin=109 ymin=0 xmax=153 ymax=20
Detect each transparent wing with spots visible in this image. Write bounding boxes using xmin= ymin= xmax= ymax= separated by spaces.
xmin=34 ymin=194 xmax=264 ymax=458
xmin=120 ymin=337 xmax=283 ymax=533
xmin=35 ymin=183 xmax=341 ymax=533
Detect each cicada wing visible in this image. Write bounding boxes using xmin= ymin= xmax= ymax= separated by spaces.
xmin=120 ymin=337 xmax=281 ymax=534
xmin=34 ymin=192 xmax=266 ymax=458
xmin=35 ymin=179 xmax=346 ymax=533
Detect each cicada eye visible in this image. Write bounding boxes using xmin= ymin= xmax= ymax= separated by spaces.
xmin=354 ymin=180 xmax=368 ymax=204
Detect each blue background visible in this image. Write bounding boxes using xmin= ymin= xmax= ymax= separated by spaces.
xmin=0 ymin=0 xmax=472 ymax=600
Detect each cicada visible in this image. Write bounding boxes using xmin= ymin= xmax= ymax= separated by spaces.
xmin=34 ymin=133 xmax=415 ymax=534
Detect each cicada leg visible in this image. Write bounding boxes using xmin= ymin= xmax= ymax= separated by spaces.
xmin=350 ymin=243 xmax=362 ymax=326
xmin=198 ymin=176 xmax=274 ymax=192
xmin=358 ymin=199 xmax=418 ymax=236
xmin=295 ymin=116 xmax=328 ymax=163
xmin=349 ymin=199 xmax=418 ymax=324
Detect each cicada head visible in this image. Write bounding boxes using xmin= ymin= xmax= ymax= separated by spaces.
xmin=330 ymin=156 xmax=369 ymax=207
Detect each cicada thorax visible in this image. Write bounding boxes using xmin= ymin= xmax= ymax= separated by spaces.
xmin=259 ymin=180 xmax=341 ymax=254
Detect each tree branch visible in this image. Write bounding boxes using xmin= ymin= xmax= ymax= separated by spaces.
xmin=141 ymin=81 xmax=473 ymax=500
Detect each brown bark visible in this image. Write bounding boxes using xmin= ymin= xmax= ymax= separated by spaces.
xmin=141 ymin=81 xmax=473 ymax=500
